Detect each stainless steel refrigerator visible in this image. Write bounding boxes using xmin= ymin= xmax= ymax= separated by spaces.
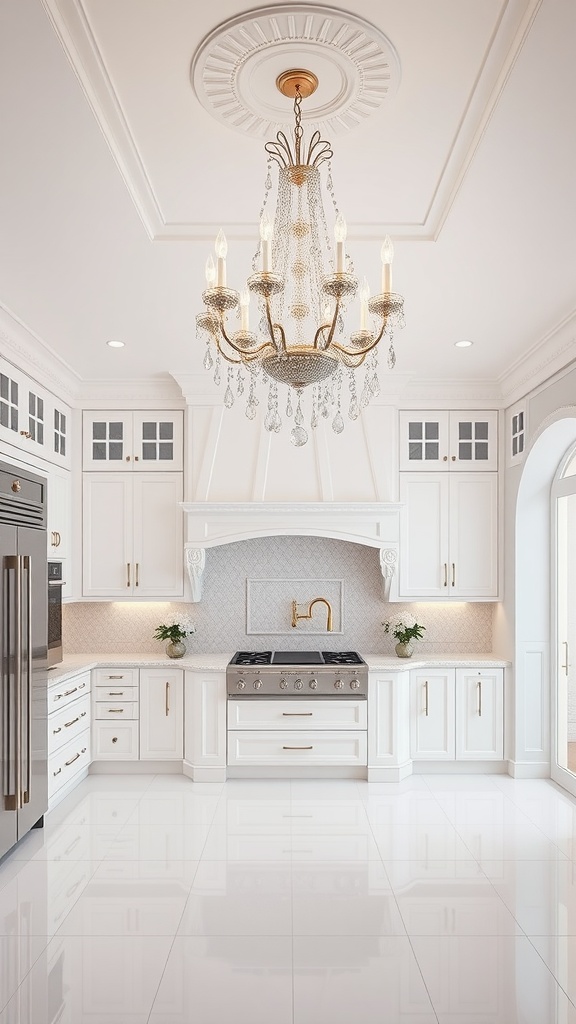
xmin=0 ymin=460 xmax=48 ymax=859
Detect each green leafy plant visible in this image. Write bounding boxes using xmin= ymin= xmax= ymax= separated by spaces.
xmin=153 ymin=614 xmax=196 ymax=644
xmin=382 ymin=613 xmax=425 ymax=645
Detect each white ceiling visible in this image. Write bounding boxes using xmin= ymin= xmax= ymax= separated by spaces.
xmin=0 ymin=0 xmax=575 ymax=400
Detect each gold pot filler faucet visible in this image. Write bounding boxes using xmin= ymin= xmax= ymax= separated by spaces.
xmin=291 ymin=597 xmax=333 ymax=632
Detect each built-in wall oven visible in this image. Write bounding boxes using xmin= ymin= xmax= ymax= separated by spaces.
xmin=47 ymin=561 xmax=63 ymax=667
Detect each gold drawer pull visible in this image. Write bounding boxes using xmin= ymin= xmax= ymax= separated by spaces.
xmin=107 ymin=675 xmax=125 ymax=680
xmin=283 ymin=745 xmax=313 ymax=750
xmin=54 ymin=686 xmax=77 ymax=701
xmin=282 ymin=712 xmax=313 ymax=716
xmin=107 ymin=691 xmax=125 ymax=696
xmin=64 ymin=712 xmax=87 ymax=728
xmin=65 ymin=749 xmax=86 ymax=767
xmin=108 ymin=708 xmax=125 ymax=713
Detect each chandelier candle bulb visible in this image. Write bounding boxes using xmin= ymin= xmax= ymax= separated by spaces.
xmin=381 ymin=236 xmax=394 ymax=293
xmin=334 ymin=213 xmax=347 ymax=273
xmin=360 ymin=278 xmax=370 ymax=330
xmin=215 ymin=229 xmax=228 ymax=287
xmin=260 ymin=213 xmax=273 ymax=272
xmin=205 ymin=254 xmax=216 ymax=287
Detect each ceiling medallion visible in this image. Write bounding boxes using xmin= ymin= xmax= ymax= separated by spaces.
xmin=191 ymin=4 xmax=401 ymax=137
xmin=196 ymin=71 xmax=405 ymax=448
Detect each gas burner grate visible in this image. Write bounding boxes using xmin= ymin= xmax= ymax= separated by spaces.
xmin=321 ymin=651 xmax=364 ymax=665
xmin=233 ymin=651 xmax=273 ymax=666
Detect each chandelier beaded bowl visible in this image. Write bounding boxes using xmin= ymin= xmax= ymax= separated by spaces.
xmin=196 ymin=69 xmax=405 ymax=447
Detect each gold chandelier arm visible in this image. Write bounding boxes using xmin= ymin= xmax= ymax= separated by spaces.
xmin=314 ymin=298 xmax=341 ymax=350
xmin=213 ymin=333 xmax=242 ymax=364
xmin=264 ymin=295 xmax=287 ymax=355
xmin=333 ymin=316 xmax=389 ymax=358
xmin=330 ymin=344 xmax=367 ymax=367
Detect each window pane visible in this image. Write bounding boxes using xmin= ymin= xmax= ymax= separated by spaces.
xmin=10 ymin=408 xmax=17 ymax=431
xmin=29 ymin=392 xmax=35 ymax=414
xmin=408 ymin=442 xmax=423 ymax=461
xmin=38 ymin=398 xmax=43 ymax=419
xmin=60 ymin=414 xmax=66 ymax=433
xmin=11 ymin=381 xmax=18 ymax=404
xmin=459 ymin=442 xmax=472 ymax=460
xmin=519 ymin=411 xmax=524 ymax=431
xmin=159 ymin=443 xmax=173 ymax=460
xmin=60 ymin=436 xmax=66 ymax=456
xmin=37 ymin=423 xmax=43 ymax=445
xmin=424 ymin=442 xmax=439 ymax=461
xmin=475 ymin=421 xmax=488 ymax=440
xmin=108 ymin=442 xmax=123 ymax=460
xmin=54 ymin=410 xmax=59 ymax=429
xmin=512 ymin=415 xmax=518 ymax=434
xmin=459 ymin=422 xmax=472 ymax=440
xmin=92 ymin=422 xmax=106 ymax=440
xmin=142 ymin=443 xmax=157 ymax=460
xmin=93 ymin=442 xmax=107 ymax=460
xmin=475 ymin=441 xmax=488 ymax=460
xmin=159 ymin=422 xmax=174 ymax=440
xmin=424 ymin=422 xmax=439 ymax=440
xmin=408 ymin=422 xmax=422 ymax=440
xmin=142 ymin=422 xmax=157 ymax=440
xmin=0 ymin=404 xmax=7 ymax=427
xmin=109 ymin=422 xmax=123 ymax=441
xmin=512 ymin=437 xmax=518 ymax=456
xmin=0 ymin=375 xmax=7 ymax=400
xmin=29 ymin=419 xmax=36 ymax=440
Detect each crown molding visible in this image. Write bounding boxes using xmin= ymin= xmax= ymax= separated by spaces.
xmin=0 ymin=304 xmax=81 ymax=403
xmin=498 ymin=307 xmax=576 ymax=407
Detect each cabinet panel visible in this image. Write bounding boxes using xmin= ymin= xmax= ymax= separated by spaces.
xmin=140 ymin=669 xmax=183 ymax=759
xmin=399 ymin=410 xmax=497 ymax=471
xmin=228 ymin=699 xmax=367 ymax=730
xmin=82 ymin=412 xmax=133 ymax=470
xmin=399 ymin=411 xmax=449 ymax=471
xmin=83 ymin=475 xmax=133 ymax=596
xmin=449 ymin=474 xmax=498 ymax=598
xmin=399 ymin=475 xmax=449 ymax=597
xmin=455 ymin=669 xmax=504 ymax=760
xmin=184 ymin=672 xmax=226 ymax=771
xmin=93 ymin=668 xmax=139 ymax=688
xmin=448 ymin=412 xmax=498 ymax=471
xmin=410 ymin=670 xmax=455 ymax=760
xmin=48 ymin=672 xmax=91 ymax=713
xmin=93 ymin=721 xmax=139 ymax=760
xmin=49 ymin=696 xmax=90 ymax=755
xmin=132 ymin=475 xmax=183 ymax=597
xmin=83 ymin=411 xmax=183 ymax=471
xmin=132 ymin=412 xmax=183 ymax=471
xmin=227 ymin=731 xmax=367 ymax=767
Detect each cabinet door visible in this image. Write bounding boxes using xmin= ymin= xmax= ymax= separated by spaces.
xmin=140 ymin=669 xmax=183 ymax=759
xmin=184 ymin=672 xmax=226 ymax=778
xmin=410 ymin=670 xmax=455 ymax=760
xmin=399 ymin=474 xmax=449 ymax=597
xmin=448 ymin=412 xmax=498 ymax=471
xmin=449 ymin=474 xmax=498 ymax=598
xmin=399 ymin=411 xmax=449 ymax=471
xmin=455 ymin=669 xmax=503 ymax=760
xmin=132 ymin=474 xmax=183 ymax=597
xmin=82 ymin=412 xmax=133 ymax=470
xmin=83 ymin=475 xmax=133 ymax=596
xmin=133 ymin=412 xmax=183 ymax=471
xmin=47 ymin=468 xmax=71 ymax=594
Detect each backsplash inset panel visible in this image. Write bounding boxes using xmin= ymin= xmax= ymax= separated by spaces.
xmin=247 ymin=579 xmax=344 ymax=634
xmin=63 ymin=537 xmax=493 ymax=655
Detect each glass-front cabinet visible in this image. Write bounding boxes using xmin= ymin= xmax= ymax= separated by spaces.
xmin=399 ymin=410 xmax=498 ymax=471
xmin=0 ymin=358 xmax=71 ymax=467
xmin=82 ymin=411 xmax=183 ymax=471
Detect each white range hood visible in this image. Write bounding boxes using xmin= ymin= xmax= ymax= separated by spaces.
xmin=175 ymin=396 xmax=402 ymax=600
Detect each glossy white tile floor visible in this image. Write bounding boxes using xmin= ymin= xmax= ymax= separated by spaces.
xmin=3 ymin=775 xmax=576 ymax=1022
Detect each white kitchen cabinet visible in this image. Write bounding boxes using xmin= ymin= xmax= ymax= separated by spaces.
xmin=140 ymin=668 xmax=183 ymax=760
xmin=227 ymin=731 xmax=367 ymax=767
xmin=82 ymin=473 xmax=183 ymax=598
xmin=0 ymin=358 xmax=71 ymax=468
xmin=82 ymin=410 xmax=183 ymax=471
xmin=184 ymin=671 xmax=227 ymax=782
xmin=399 ymin=410 xmax=497 ymax=471
xmin=455 ymin=668 xmax=504 ymax=760
xmin=411 ymin=667 xmax=504 ymax=762
xmin=47 ymin=466 xmax=72 ymax=597
xmin=399 ymin=472 xmax=498 ymax=599
xmin=367 ymin=672 xmax=411 ymax=781
xmin=410 ymin=669 xmax=455 ymax=761
xmin=47 ymin=670 xmax=92 ymax=807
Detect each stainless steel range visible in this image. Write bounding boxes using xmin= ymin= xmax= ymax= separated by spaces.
xmin=226 ymin=651 xmax=368 ymax=698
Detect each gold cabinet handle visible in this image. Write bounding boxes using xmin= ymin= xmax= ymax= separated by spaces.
xmin=443 ymin=563 xmax=448 ymax=587
xmin=107 ymin=675 xmax=125 ymax=680
xmin=165 ymin=681 xmax=170 ymax=717
xmin=562 ymin=641 xmax=570 ymax=677
xmin=452 ymin=562 xmax=455 ymax=587
xmin=65 ymin=748 xmax=86 ymax=767
xmin=54 ymin=531 xmax=61 ymax=548
xmin=54 ymin=686 xmax=78 ymax=701
xmin=477 ymin=680 xmax=482 ymax=717
xmin=108 ymin=708 xmax=125 ymax=714
xmin=107 ymin=691 xmax=125 ymax=696
xmin=282 ymin=712 xmax=313 ymax=716
xmin=127 ymin=563 xmax=131 ymax=588
xmin=283 ymin=745 xmax=313 ymax=750
xmin=424 ymin=680 xmax=429 ymax=717
xmin=64 ymin=712 xmax=87 ymax=728
xmin=135 ymin=563 xmax=139 ymax=587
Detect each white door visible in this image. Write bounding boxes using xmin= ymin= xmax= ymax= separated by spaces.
xmin=140 ymin=669 xmax=183 ymax=759
xmin=455 ymin=669 xmax=503 ymax=760
xmin=82 ymin=412 xmax=134 ymax=470
xmin=448 ymin=412 xmax=498 ymax=471
xmin=399 ymin=411 xmax=449 ymax=471
xmin=83 ymin=475 xmax=133 ymax=596
xmin=132 ymin=412 xmax=183 ymax=471
xmin=449 ymin=474 xmax=498 ymax=598
xmin=399 ymin=474 xmax=449 ymax=597
xmin=410 ymin=669 xmax=455 ymax=760
xmin=132 ymin=474 xmax=184 ymax=597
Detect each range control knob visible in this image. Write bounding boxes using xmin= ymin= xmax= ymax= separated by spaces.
xmin=334 ymin=679 xmax=344 ymax=690
xmin=309 ymin=679 xmax=318 ymax=689
xmin=279 ymin=679 xmax=288 ymax=690
xmin=253 ymin=680 xmax=263 ymax=690
xmin=350 ymin=679 xmax=361 ymax=690
xmin=236 ymin=680 xmax=246 ymax=690
xmin=294 ymin=679 xmax=303 ymax=690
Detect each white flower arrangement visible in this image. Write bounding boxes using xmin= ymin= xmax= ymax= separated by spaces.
xmin=153 ymin=613 xmax=196 ymax=644
xmin=382 ymin=612 xmax=425 ymax=645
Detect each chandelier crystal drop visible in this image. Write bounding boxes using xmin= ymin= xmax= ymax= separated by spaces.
xmin=196 ymin=69 xmax=405 ymax=446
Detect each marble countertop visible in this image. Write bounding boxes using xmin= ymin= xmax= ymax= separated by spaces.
xmin=47 ymin=651 xmax=510 ymax=686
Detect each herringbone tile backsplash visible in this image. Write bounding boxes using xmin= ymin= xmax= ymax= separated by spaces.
xmin=63 ymin=537 xmax=493 ymax=655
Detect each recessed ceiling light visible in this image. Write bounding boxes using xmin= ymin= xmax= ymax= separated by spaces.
xmin=106 ymin=340 xmax=125 ymax=348
xmin=454 ymin=340 xmax=473 ymax=348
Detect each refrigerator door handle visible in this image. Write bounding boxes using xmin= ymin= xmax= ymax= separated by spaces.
xmin=3 ymin=556 xmax=21 ymax=811
xmin=22 ymin=555 xmax=32 ymax=805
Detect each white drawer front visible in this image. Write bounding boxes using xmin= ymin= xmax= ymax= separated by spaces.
xmin=93 ymin=721 xmax=138 ymax=760
xmin=228 ymin=699 xmax=367 ymax=731
xmin=94 ymin=685 xmax=139 ymax=701
xmin=49 ymin=672 xmax=90 ymax=712
xmin=227 ymin=731 xmax=367 ymax=767
xmin=93 ymin=668 xmax=139 ymax=688
xmin=49 ymin=729 xmax=91 ymax=796
xmin=49 ymin=695 xmax=90 ymax=754
xmin=94 ymin=702 xmax=139 ymax=721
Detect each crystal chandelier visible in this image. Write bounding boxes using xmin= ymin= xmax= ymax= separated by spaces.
xmin=196 ymin=69 xmax=405 ymax=447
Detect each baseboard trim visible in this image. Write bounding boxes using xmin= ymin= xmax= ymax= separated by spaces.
xmin=89 ymin=760 xmax=182 ymax=774
xmin=183 ymin=762 xmax=226 ymax=783
xmin=507 ymin=760 xmax=551 ymax=779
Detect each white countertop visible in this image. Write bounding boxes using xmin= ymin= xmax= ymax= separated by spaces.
xmin=47 ymin=652 xmax=510 ymax=686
